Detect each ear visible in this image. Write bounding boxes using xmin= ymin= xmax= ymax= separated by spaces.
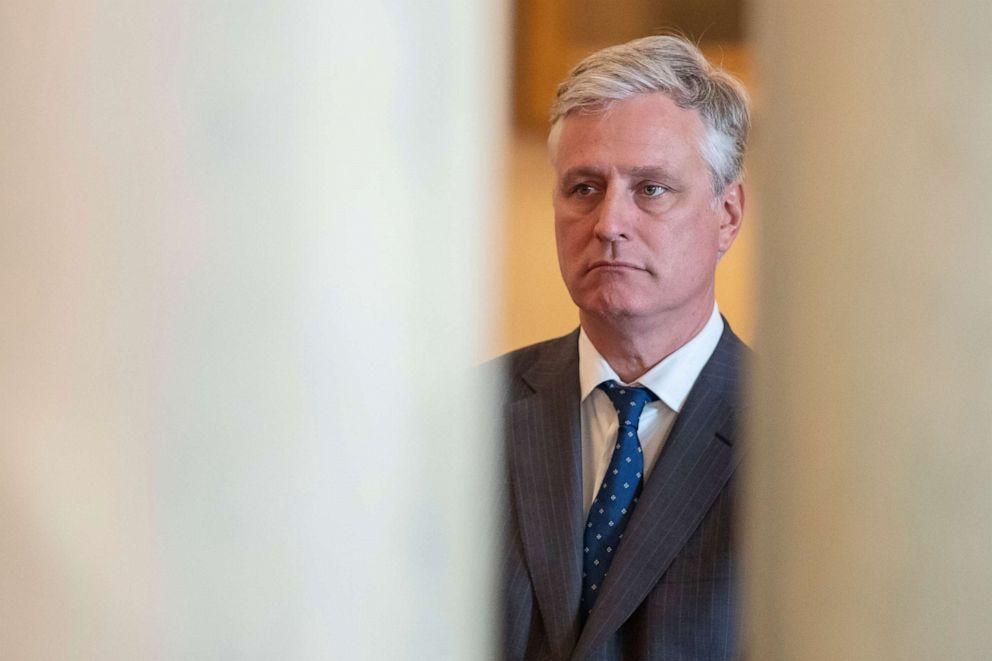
xmin=717 ymin=181 xmax=744 ymax=253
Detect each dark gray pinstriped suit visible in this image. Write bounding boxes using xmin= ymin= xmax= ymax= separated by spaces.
xmin=497 ymin=322 xmax=746 ymax=660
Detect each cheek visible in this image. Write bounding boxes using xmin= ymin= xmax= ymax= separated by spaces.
xmin=683 ymin=210 xmax=724 ymax=253
xmin=554 ymin=219 xmax=577 ymax=273
xmin=554 ymin=216 xmax=585 ymax=256
xmin=651 ymin=225 xmax=717 ymax=270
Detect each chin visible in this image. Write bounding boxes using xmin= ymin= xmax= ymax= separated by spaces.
xmin=576 ymin=294 xmax=647 ymax=321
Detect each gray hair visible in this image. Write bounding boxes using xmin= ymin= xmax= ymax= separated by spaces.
xmin=549 ymin=35 xmax=750 ymax=194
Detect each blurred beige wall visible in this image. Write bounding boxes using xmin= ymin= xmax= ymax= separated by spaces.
xmin=0 ymin=2 xmax=506 ymax=659
xmin=747 ymin=1 xmax=992 ymax=658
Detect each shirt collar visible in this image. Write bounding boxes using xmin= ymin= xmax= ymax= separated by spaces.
xmin=578 ymin=304 xmax=724 ymax=412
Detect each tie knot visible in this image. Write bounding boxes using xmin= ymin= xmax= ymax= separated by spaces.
xmin=597 ymin=380 xmax=657 ymax=429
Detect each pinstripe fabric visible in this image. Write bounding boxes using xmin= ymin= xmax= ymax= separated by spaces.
xmin=495 ymin=322 xmax=747 ymax=661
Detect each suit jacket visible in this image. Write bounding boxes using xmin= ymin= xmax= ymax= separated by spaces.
xmin=497 ymin=323 xmax=746 ymax=660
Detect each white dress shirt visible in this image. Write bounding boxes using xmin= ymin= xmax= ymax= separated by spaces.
xmin=578 ymin=304 xmax=725 ymax=514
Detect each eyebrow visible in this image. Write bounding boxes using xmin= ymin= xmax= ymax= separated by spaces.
xmin=627 ymin=166 xmax=675 ymax=179
xmin=559 ymin=166 xmax=606 ymax=181
xmin=559 ymin=165 xmax=675 ymax=181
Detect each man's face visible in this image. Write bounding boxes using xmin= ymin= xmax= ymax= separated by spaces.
xmin=552 ymin=92 xmax=743 ymax=330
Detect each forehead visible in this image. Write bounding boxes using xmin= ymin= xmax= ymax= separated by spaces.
xmin=553 ymin=93 xmax=708 ymax=175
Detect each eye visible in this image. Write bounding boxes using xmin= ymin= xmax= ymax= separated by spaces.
xmin=640 ymin=183 xmax=669 ymax=198
xmin=570 ymin=183 xmax=598 ymax=196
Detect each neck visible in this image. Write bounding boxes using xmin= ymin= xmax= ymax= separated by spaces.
xmin=580 ymin=301 xmax=714 ymax=383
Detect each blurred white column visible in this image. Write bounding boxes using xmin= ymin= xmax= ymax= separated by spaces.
xmin=748 ymin=2 xmax=992 ymax=659
xmin=0 ymin=2 xmax=506 ymax=659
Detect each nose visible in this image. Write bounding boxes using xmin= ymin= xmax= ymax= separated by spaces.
xmin=593 ymin=185 xmax=633 ymax=243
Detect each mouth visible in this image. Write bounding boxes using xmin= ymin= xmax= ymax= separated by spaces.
xmin=586 ymin=260 xmax=645 ymax=273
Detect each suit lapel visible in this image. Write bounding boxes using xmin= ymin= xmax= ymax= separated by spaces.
xmin=572 ymin=327 xmax=745 ymax=659
xmin=508 ymin=332 xmax=586 ymax=659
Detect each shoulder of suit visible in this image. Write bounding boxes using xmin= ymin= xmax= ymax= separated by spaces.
xmin=717 ymin=318 xmax=753 ymax=361
xmin=486 ymin=329 xmax=577 ymax=373
xmin=476 ymin=329 xmax=579 ymax=398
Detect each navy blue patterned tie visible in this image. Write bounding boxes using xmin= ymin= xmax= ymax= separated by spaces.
xmin=581 ymin=380 xmax=658 ymax=617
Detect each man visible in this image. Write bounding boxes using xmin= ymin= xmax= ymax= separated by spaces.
xmin=498 ymin=35 xmax=750 ymax=660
